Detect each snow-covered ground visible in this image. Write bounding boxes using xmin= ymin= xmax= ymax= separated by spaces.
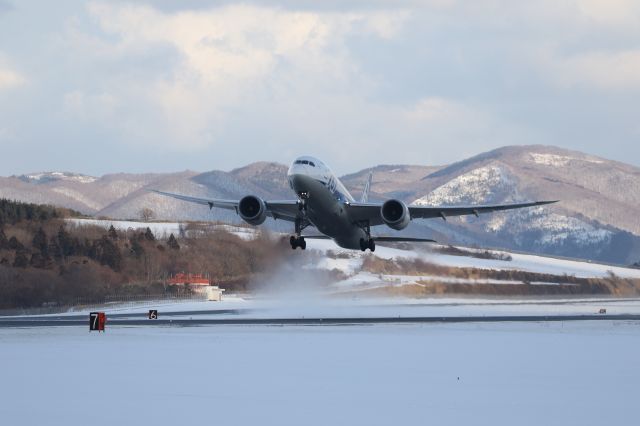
xmin=20 ymin=295 xmax=640 ymax=320
xmin=1 ymin=322 xmax=638 ymax=426
xmin=419 ymin=246 xmax=640 ymax=279
xmin=66 ymin=218 xmax=255 ymax=240
xmin=306 ymin=239 xmax=640 ymax=280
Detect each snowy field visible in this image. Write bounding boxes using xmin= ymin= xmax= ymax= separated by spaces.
xmin=1 ymin=321 xmax=638 ymax=426
xmin=66 ymin=218 xmax=255 ymax=240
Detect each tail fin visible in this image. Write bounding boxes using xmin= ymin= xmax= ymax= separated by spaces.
xmin=361 ymin=172 xmax=373 ymax=203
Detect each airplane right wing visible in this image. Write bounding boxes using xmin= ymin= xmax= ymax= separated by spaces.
xmin=151 ymin=190 xmax=237 ymax=210
xmin=151 ymin=190 xmax=300 ymax=222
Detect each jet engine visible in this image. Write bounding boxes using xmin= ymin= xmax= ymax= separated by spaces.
xmin=381 ymin=199 xmax=410 ymax=230
xmin=238 ymin=195 xmax=267 ymax=225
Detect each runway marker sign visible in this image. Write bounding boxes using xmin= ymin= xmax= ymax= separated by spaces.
xmin=148 ymin=309 xmax=158 ymax=320
xmin=89 ymin=312 xmax=106 ymax=332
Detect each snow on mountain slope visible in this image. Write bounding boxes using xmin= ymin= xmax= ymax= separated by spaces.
xmin=406 ymin=148 xmax=639 ymax=263
xmin=51 ymin=187 xmax=103 ymax=211
xmin=528 ymin=152 xmax=604 ymax=167
xmin=413 ymin=164 xmax=519 ymax=206
xmin=18 ymin=172 xmax=97 ymax=184
xmin=486 ymin=207 xmax=612 ymax=247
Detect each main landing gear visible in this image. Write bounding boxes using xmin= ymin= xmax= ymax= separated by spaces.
xmin=290 ymin=217 xmax=308 ymax=250
xmin=359 ymin=238 xmax=375 ymax=252
xmin=358 ymin=220 xmax=375 ymax=252
xmin=290 ymin=235 xmax=306 ymax=250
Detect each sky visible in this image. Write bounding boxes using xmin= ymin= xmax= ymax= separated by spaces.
xmin=0 ymin=0 xmax=639 ymax=176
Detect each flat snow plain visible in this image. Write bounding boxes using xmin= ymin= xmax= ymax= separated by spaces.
xmin=1 ymin=321 xmax=639 ymax=426
xmin=7 ymin=221 xmax=640 ymax=425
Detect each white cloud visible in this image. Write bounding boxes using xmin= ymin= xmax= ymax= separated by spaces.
xmin=546 ymin=50 xmax=640 ymax=90
xmin=0 ymin=66 xmax=24 ymax=90
xmin=61 ymin=2 xmax=409 ymax=150
xmin=576 ymin=0 xmax=640 ymax=29
xmin=4 ymin=0 xmax=640 ymax=174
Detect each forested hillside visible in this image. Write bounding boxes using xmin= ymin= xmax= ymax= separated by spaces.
xmin=0 ymin=199 xmax=286 ymax=309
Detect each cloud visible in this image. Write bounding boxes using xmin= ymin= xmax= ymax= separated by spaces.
xmin=576 ymin=0 xmax=640 ymax=29
xmin=541 ymin=49 xmax=640 ymax=91
xmin=0 ymin=64 xmax=24 ymax=90
xmin=3 ymin=0 xmax=640 ymax=175
xmin=58 ymin=2 xmax=409 ymax=152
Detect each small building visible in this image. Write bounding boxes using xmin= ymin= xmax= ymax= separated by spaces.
xmin=205 ymin=286 xmax=225 ymax=301
xmin=167 ymin=272 xmax=224 ymax=301
xmin=168 ymin=272 xmax=211 ymax=287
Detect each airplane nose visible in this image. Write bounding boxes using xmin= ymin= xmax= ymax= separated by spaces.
xmin=287 ymin=163 xmax=305 ymax=176
xmin=288 ymin=173 xmax=305 ymax=187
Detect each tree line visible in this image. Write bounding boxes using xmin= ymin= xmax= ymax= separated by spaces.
xmin=0 ymin=199 xmax=288 ymax=309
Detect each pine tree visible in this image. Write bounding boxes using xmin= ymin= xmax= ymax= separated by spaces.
xmin=30 ymin=252 xmax=46 ymax=268
xmin=49 ymin=235 xmax=63 ymax=260
xmin=167 ymin=233 xmax=180 ymax=250
xmin=32 ymin=227 xmax=48 ymax=256
xmin=144 ymin=227 xmax=155 ymax=242
xmin=130 ymin=238 xmax=145 ymax=259
xmin=0 ymin=227 xmax=8 ymax=249
xmin=89 ymin=236 xmax=122 ymax=271
xmin=13 ymin=250 xmax=28 ymax=268
xmin=108 ymin=225 xmax=118 ymax=240
xmin=8 ymin=236 xmax=23 ymax=251
xmin=56 ymin=225 xmax=80 ymax=257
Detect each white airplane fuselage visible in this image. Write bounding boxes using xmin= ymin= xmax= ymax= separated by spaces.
xmin=287 ymin=156 xmax=368 ymax=249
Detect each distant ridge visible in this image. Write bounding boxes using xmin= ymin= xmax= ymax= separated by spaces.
xmin=2 ymin=146 xmax=640 ymax=264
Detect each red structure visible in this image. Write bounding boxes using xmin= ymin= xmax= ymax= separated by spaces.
xmin=167 ymin=273 xmax=211 ymax=287
xmin=89 ymin=312 xmax=106 ymax=332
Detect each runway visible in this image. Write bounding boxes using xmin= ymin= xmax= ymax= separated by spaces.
xmin=2 ymin=313 xmax=640 ymax=328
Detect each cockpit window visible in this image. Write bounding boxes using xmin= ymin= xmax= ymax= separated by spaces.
xmin=309 ymin=162 xmax=315 ymax=167
xmin=294 ymin=159 xmax=315 ymax=166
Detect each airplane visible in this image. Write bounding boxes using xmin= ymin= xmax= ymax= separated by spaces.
xmin=152 ymin=156 xmax=557 ymax=252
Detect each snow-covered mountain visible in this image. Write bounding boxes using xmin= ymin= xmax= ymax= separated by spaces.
xmin=2 ymin=145 xmax=640 ymax=264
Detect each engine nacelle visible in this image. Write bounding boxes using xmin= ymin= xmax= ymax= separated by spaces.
xmin=238 ymin=195 xmax=267 ymax=226
xmin=381 ymin=199 xmax=410 ymax=230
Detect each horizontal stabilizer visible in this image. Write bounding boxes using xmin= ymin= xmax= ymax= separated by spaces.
xmin=301 ymin=235 xmax=436 ymax=243
xmin=373 ymin=236 xmax=436 ymax=243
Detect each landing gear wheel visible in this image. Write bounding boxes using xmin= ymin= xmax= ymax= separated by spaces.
xmin=290 ymin=236 xmax=306 ymax=250
xmin=360 ymin=238 xmax=375 ymax=252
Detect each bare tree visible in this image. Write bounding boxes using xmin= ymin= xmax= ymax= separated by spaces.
xmin=139 ymin=207 xmax=155 ymax=222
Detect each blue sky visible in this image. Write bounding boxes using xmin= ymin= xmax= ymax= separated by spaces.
xmin=1 ymin=0 xmax=639 ymax=175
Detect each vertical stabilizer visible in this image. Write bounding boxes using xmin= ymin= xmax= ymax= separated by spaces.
xmin=361 ymin=172 xmax=373 ymax=203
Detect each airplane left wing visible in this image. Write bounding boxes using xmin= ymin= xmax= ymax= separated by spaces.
xmin=151 ymin=190 xmax=300 ymax=222
xmin=408 ymin=200 xmax=558 ymax=220
xmin=347 ymin=200 xmax=558 ymax=226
